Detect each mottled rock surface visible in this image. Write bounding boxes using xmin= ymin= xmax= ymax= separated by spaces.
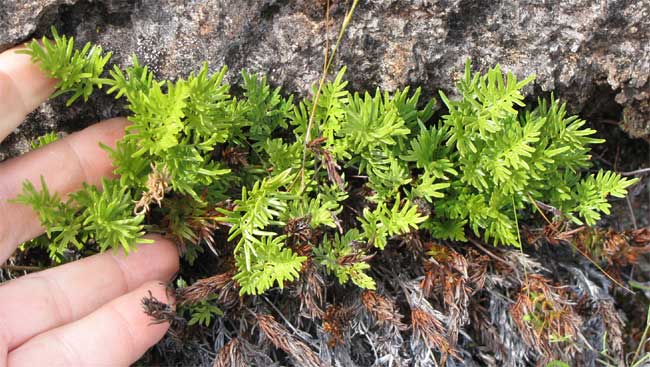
xmin=0 ymin=0 xmax=649 ymax=159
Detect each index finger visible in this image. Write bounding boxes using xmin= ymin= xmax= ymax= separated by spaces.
xmin=0 ymin=46 xmax=57 ymax=141
xmin=7 ymin=281 xmax=173 ymax=367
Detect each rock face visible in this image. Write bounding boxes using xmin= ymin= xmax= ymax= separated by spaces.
xmin=0 ymin=0 xmax=649 ymax=159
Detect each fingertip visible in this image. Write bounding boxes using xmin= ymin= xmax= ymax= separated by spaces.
xmin=130 ymin=280 xmax=174 ymax=341
xmin=117 ymin=234 xmax=180 ymax=286
xmin=146 ymin=235 xmax=181 ymax=269
xmin=0 ymin=46 xmax=57 ymax=141
xmin=140 ymin=279 xmax=176 ymax=306
xmin=142 ymin=234 xmax=180 ymax=260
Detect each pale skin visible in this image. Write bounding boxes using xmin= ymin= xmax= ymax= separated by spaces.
xmin=0 ymin=46 xmax=180 ymax=366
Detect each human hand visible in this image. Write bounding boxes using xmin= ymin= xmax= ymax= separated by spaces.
xmin=0 ymin=46 xmax=179 ymax=366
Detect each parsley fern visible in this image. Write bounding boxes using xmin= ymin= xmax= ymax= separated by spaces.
xmin=15 ymin=28 xmax=637 ymax=295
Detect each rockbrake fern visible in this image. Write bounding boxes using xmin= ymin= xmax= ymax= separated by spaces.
xmin=15 ymin=27 xmax=637 ymax=296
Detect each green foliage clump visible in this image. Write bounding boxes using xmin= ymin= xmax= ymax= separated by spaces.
xmin=14 ymin=177 xmax=149 ymax=261
xmin=175 ymin=278 xmax=224 ymax=327
xmin=313 ymin=229 xmax=376 ymax=290
xmin=430 ymin=63 xmax=636 ymax=245
xmin=20 ymin=27 xmax=112 ymax=105
xmin=15 ymin=28 xmax=637 ymax=296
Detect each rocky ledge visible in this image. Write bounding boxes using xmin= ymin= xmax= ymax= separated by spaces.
xmin=1 ymin=0 xmax=649 ymax=159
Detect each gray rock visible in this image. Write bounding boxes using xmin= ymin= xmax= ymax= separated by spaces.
xmin=0 ymin=0 xmax=649 ymax=160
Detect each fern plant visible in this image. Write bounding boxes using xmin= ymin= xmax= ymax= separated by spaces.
xmin=15 ymin=27 xmax=637 ymax=297
xmin=21 ymin=27 xmax=112 ymax=105
xmin=313 ymin=229 xmax=376 ymax=290
xmin=14 ymin=177 xmax=149 ymax=260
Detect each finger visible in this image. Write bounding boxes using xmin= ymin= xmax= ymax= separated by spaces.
xmin=0 ymin=342 xmax=6 ymax=367
xmin=0 ymin=117 xmax=129 ymax=261
xmin=0 ymin=46 xmax=57 ymax=141
xmin=0 ymin=236 xmax=178 ymax=351
xmin=8 ymin=281 xmax=173 ymax=367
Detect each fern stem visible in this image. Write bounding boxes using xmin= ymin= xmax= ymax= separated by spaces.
xmin=299 ymin=0 xmax=359 ymax=191
xmin=569 ymin=242 xmax=634 ymax=294
xmin=466 ymin=236 xmax=517 ymax=272
xmin=527 ymin=193 xmax=553 ymax=225
xmin=620 ymin=167 xmax=650 ymax=176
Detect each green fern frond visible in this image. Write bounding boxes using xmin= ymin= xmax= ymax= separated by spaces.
xmin=12 ymin=177 xmax=83 ymax=260
xmin=360 ymin=197 xmax=427 ymax=249
xmin=20 ymin=26 xmax=112 ymax=105
xmin=571 ymin=170 xmax=638 ymax=225
xmin=217 ymin=169 xmax=296 ymax=270
xmin=241 ymin=70 xmax=292 ymax=143
xmin=234 ymin=235 xmax=306 ymax=295
xmin=314 ymin=229 xmax=376 ymax=289
xmin=70 ymin=178 xmax=151 ymax=253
